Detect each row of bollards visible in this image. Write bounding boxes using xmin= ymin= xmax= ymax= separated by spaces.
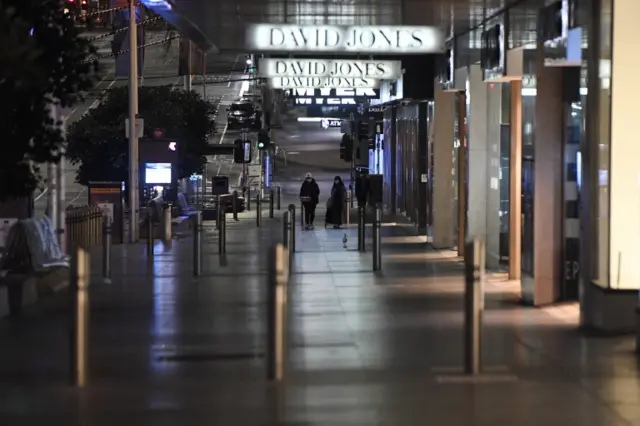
xmin=255 ymin=189 xmax=277 ymax=227
xmin=355 ymin=203 xmax=382 ymax=272
xmin=69 ymin=221 xmax=485 ymax=389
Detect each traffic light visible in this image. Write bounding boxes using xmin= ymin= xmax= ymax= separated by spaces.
xmin=233 ymin=139 xmax=252 ymax=163
xmin=257 ymin=130 xmax=270 ymax=149
xmin=340 ymin=134 xmax=353 ymax=162
xmin=357 ymin=119 xmax=370 ymax=142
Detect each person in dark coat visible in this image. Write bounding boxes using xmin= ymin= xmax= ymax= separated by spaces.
xmin=299 ymin=172 xmax=320 ymax=229
xmin=327 ymin=176 xmax=347 ymax=229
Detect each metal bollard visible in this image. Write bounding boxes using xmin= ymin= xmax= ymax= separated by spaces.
xmin=287 ymin=204 xmax=296 ymax=253
xmin=102 ymin=217 xmax=112 ymax=284
xmin=282 ymin=211 xmax=290 ymax=248
xmin=232 ymin=190 xmax=239 ymax=221
xmin=267 ymin=243 xmax=289 ymax=381
xmin=300 ymin=202 xmax=304 ymax=227
xmin=464 ymin=238 xmax=485 ymax=375
xmin=193 ymin=211 xmax=202 ymax=277
xmin=372 ymin=204 xmax=382 ymax=271
xmin=70 ymin=246 xmax=90 ymax=387
xmin=269 ymin=189 xmax=275 ymax=218
xmin=146 ymin=216 xmax=154 ymax=259
xmin=256 ymin=197 xmax=262 ymax=227
xmin=276 ymin=185 xmax=281 ymax=210
xmin=349 ymin=185 xmax=354 ymax=209
xmin=219 ymin=210 xmax=226 ymax=255
xmin=162 ymin=204 xmax=172 ymax=242
xmin=345 ymin=197 xmax=350 ymax=226
xmin=357 ymin=205 xmax=365 ymax=252
xmin=247 ymin=187 xmax=251 ymax=211
xmin=215 ymin=197 xmax=220 ymax=231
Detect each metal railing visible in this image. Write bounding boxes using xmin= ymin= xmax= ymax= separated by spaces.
xmin=66 ymin=205 xmax=104 ymax=249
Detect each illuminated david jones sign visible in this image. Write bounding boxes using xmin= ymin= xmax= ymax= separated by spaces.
xmin=247 ymin=24 xmax=444 ymax=53
xmin=269 ymin=76 xmax=379 ymax=89
xmin=259 ymin=59 xmax=402 ymax=79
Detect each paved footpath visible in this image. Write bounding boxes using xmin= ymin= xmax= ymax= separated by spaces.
xmin=0 ymin=203 xmax=639 ymax=425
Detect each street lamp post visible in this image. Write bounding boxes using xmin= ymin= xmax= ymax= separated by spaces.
xmin=128 ymin=0 xmax=139 ymax=242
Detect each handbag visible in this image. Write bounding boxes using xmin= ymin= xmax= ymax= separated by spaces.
xmin=325 ymin=198 xmax=333 ymax=208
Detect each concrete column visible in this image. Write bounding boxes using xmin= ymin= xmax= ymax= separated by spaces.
xmin=467 ymin=65 xmax=489 ymax=248
xmin=581 ymin=0 xmax=640 ymax=333
xmin=485 ymin=83 xmax=502 ymax=268
xmin=432 ymin=81 xmax=455 ymax=249
xmin=525 ymin=45 xmax=564 ymax=305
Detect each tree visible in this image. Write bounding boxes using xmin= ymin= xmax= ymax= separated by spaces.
xmin=0 ymin=0 xmax=98 ymax=201
xmin=66 ymin=85 xmax=216 ymax=186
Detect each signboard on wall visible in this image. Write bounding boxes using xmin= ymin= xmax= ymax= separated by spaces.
xmin=321 ymin=119 xmax=342 ymax=129
xmin=259 ymin=59 xmax=402 ymax=79
xmin=246 ymin=24 xmax=445 ymax=54
xmin=269 ymin=76 xmax=379 ymax=89
xmin=539 ymin=0 xmax=582 ymax=67
xmin=481 ymin=24 xmax=506 ymax=81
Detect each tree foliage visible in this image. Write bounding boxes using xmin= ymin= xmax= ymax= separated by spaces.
xmin=66 ymin=85 xmax=216 ymax=186
xmin=0 ymin=0 xmax=98 ymax=201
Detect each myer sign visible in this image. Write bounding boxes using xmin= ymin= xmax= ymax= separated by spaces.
xmin=259 ymin=59 xmax=402 ymax=79
xmin=247 ymin=24 xmax=444 ymax=53
xmin=293 ymin=88 xmax=379 ymax=106
xmin=290 ymin=88 xmax=379 ymax=99
xmin=270 ymin=76 xmax=379 ymax=89
xmin=295 ymin=98 xmax=356 ymax=106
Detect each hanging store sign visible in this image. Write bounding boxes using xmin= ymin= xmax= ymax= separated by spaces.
xmin=269 ymin=76 xmax=379 ymax=89
xmin=247 ymin=24 xmax=444 ymax=54
xmin=258 ymin=59 xmax=402 ymax=79
xmin=289 ymin=88 xmax=380 ymax=99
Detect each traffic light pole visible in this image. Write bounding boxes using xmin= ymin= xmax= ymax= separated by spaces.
xmin=350 ymin=113 xmax=356 ymax=190
xmin=241 ymin=131 xmax=248 ymax=188
xmin=128 ymin=0 xmax=139 ymax=243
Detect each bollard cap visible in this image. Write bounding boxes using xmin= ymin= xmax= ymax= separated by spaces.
xmin=287 ymin=204 xmax=295 ymax=211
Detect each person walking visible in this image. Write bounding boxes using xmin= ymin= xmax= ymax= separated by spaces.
xmin=327 ymin=176 xmax=347 ymax=229
xmin=299 ymin=172 xmax=320 ymax=229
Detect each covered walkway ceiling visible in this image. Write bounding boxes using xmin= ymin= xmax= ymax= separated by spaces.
xmin=147 ymin=0 xmax=523 ymax=52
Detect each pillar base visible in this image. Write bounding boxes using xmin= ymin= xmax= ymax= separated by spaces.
xmin=582 ymin=281 xmax=636 ymax=334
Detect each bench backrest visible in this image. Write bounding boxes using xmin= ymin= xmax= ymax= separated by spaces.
xmin=2 ymin=216 xmax=70 ymax=273
xmin=177 ymin=192 xmax=191 ymax=214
